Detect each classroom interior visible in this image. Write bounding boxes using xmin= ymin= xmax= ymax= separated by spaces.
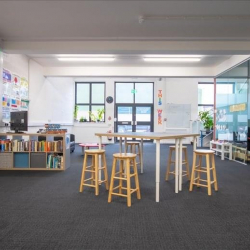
xmin=1 ymin=1 xmax=250 ymax=249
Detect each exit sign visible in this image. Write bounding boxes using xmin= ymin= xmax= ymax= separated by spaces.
xmin=131 ymin=89 xmax=137 ymax=94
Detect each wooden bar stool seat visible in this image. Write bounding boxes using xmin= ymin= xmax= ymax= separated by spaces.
xmin=125 ymin=141 xmax=142 ymax=170
xmin=79 ymin=149 xmax=109 ymax=195
xmin=165 ymin=146 xmax=190 ymax=181
xmin=189 ymin=149 xmax=218 ymax=195
xmin=108 ymin=153 xmax=141 ymax=207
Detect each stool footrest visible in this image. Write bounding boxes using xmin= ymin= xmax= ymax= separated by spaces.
xmin=112 ymin=186 xmax=128 ymax=191
xmin=82 ymin=183 xmax=95 ymax=188
xmin=84 ymin=177 xmax=94 ymax=182
xmin=86 ymin=165 xmax=94 ymax=169
xmin=168 ymin=170 xmax=189 ymax=177
xmin=113 ymin=176 xmax=127 ymax=180
xmin=192 ymin=182 xmax=208 ymax=188
xmin=194 ymin=177 xmax=208 ymax=183
xmin=111 ymin=187 xmax=138 ymax=197
xmin=110 ymin=192 xmax=127 ymax=197
xmin=85 ymin=169 xmax=95 ymax=173
xmin=194 ymin=167 xmax=214 ymax=172
xmin=98 ymin=167 xmax=106 ymax=170
xmin=99 ymin=179 xmax=108 ymax=184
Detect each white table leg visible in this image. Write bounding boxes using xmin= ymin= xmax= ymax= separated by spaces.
xmin=140 ymin=138 xmax=144 ymax=174
xmin=193 ymin=136 xmax=197 ymax=151
xmin=156 ymin=139 xmax=160 ymax=202
xmin=178 ymin=138 xmax=183 ymax=191
xmin=98 ymin=136 xmax=102 ymax=180
xmin=124 ymin=137 xmax=127 ymax=153
xmin=175 ymin=139 xmax=179 ymax=193
xmin=119 ymin=137 xmax=123 ymax=153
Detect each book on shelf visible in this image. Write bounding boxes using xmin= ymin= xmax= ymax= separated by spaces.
xmin=0 ymin=139 xmax=12 ymax=152
xmin=47 ymin=154 xmax=63 ymax=169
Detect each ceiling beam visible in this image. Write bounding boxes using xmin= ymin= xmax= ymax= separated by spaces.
xmin=3 ymin=40 xmax=250 ymax=55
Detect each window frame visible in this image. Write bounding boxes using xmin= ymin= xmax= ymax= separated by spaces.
xmin=75 ymin=82 xmax=106 ymax=122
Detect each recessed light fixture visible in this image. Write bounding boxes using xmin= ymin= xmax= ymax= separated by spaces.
xmin=143 ymin=55 xmax=201 ymax=62
xmin=143 ymin=58 xmax=201 ymax=62
xmin=57 ymin=54 xmax=114 ymax=58
xmin=58 ymin=57 xmax=115 ymax=62
xmin=144 ymin=55 xmax=201 ymax=58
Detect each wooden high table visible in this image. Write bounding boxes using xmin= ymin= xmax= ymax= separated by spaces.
xmin=95 ymin=132 xmax=199 ymax=202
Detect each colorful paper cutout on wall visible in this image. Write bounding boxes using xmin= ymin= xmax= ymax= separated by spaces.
xmin=157 ymin=109 xmax=162 ymax=125
xmin=158 ymin=90 xmax=162 ymax=105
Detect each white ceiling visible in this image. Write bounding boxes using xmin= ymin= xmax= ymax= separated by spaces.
xmin=1 ymin=0 xmax=250 ymax=68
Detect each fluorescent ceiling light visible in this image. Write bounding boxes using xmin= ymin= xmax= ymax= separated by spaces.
xmin=57 ymin=54 xmax=114 ymax=58
xmin=144 ymin=55 xmax=202 ymax=58
xmin=143 ymin=58 xmax=201 ymax=62
xmin=58 ymin=57 xmax=115 ymax=62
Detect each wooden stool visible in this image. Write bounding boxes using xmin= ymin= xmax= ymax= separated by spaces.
xmin=108 ymin=153 xmax=141 ymax=207
xmin=79 ymin=149 xmax=109 ymax=195
xmin=125 ymin=141 xmax=142 ymax=170
xmin=189 ymin=150 xmax=218 ymax=195
xmin=165 ymin=146 xmax=190 ymax=181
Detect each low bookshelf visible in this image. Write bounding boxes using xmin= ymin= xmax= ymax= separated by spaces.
xmin=0 ymin=133 xmax=70 ymax=171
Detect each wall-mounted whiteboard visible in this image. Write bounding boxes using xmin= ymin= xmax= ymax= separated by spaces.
xmin=166 ymin=104 xmax=191 ymax=128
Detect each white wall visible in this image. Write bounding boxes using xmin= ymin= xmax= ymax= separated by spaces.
xmin=1 ymin=56 xmax=214 ymax=143
xmin=161 ymin=78 xmax=211 ymax=143
xmin=215 ymin=55 xmax=250 ymax=77
xmin=44 ymin=66 xmax=214 ymax=78
xmin=28 ymin=74 xmax=208 ymax=144
xmin=3 ymin=54 xmax=29 ymax=79
xmin=0 ymin=54 xmax=29 ymax=132
xmin=29 ymin=60 xmax=75 ymax=125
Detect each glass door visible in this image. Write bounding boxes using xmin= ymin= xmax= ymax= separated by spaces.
xmin=116 ymin=105 xmax=133 ymax=134
xmin=115 ymin=82 xmax=154 ymax=142
xmin=115 ymin=104 xmax=153 ymax=141
xmin=135 ymin=105 xmax=152 ymax=132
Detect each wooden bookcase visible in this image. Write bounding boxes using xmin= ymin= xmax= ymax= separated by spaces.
xmin=0 ymin=133 xmax=70 ymax=171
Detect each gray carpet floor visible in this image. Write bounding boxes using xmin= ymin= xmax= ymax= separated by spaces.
xmin=0 ymin=143 xmax=250 ymax=250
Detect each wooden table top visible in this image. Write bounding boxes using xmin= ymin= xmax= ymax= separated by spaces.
xmin=95 ymin=132 xmax=199 ymax=140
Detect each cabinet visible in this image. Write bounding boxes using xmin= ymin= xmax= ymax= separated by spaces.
xmin=0 ymin=133 xmax=70 ymax=171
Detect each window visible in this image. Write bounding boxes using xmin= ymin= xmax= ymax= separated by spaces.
xmin=75 ymin=82 xmax=105 ymax=121
xmin=198 ymin=82 xmax=235 ymax=113
xmin=198 ymin=82 xmax=214 ymax=112
xmin=116 ymin=82 xmax=154 ymax=104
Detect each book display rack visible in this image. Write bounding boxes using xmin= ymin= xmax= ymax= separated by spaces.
xmin=0 ymin=133 xmax=70 ymax=171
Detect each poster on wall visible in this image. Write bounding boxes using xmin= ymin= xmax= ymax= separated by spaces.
xmin=2 ymin=69 xmax=29 ymax=122
xmin=21 ymin=99 xmax=29 ymax=110
xmin=2 ymin=95 xmax=11 ymax=121
xmin=3 ymin=69 xmax=12 ymax=96
xmin=11 ymin=74 xmax=21 ymax=98
xmin=11 ymin=98 xmax=21 ymax=110
xmin=20 ymin=77 xmax=29 ymax=99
